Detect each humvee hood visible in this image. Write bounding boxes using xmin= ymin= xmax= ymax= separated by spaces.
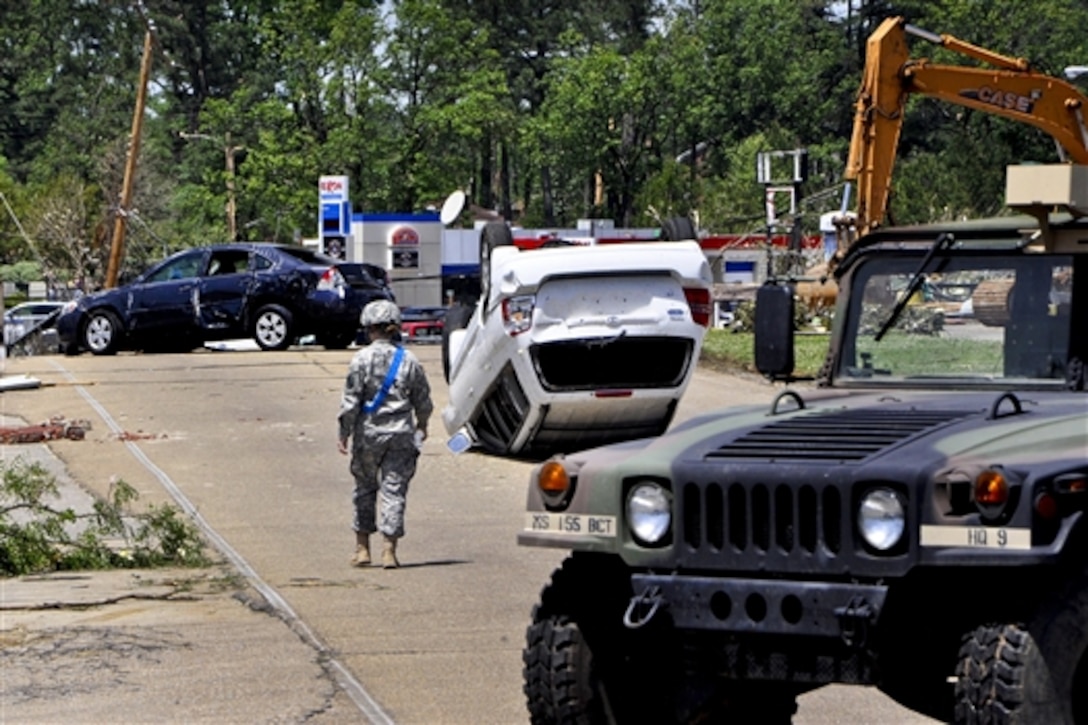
xmin=667 ymin=389 xmax=1086 ymax=468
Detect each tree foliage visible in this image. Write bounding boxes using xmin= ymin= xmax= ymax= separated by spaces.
xmin=0 ymin=458 xmax=210 ymax=576
xmin=1 ymin=0 xmax=1087 ymax=287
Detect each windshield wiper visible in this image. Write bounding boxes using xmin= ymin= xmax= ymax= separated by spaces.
xmin=874 ymin=233 xmax=956 ymax=342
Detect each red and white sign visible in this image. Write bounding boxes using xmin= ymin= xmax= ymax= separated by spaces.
xmin=390 ymin=226 xmax=420 ymax=246
xmin=319 ymin=175 xmax=349 ymax=202
xmin=390 ymin=226 xmax=420 ymax=269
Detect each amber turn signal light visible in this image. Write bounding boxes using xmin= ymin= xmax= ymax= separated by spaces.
xmin=538 ymin=461 xmax=570 ymax=496
xmin=974 ymin=469 xmax=1009 ymax=507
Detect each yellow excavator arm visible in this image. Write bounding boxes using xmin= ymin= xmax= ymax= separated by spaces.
xmin=845 ymin=16 xmax=1088 ymax=239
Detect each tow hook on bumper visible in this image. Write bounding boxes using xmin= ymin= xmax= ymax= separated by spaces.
xmin=623 ymin=585 xmax=664 ymax=629
xmin=835 ymin=596 xmax=876 ymax=649
xmin=627 ymin=573 xmax=888 ymax=638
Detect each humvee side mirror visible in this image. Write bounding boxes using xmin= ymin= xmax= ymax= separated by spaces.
xmin=755 ymin=282 xmax=795 ymax=380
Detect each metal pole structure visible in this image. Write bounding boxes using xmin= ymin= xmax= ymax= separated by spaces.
xmin=105 ymin=30 xmax=153 ymax=289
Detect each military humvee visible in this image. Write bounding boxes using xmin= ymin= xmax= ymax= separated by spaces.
xmin=518 ymin=165 xmax=1088 ymax=723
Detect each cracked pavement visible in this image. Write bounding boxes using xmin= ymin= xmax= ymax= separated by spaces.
xmin=0 ymin=565 xmax=362 ymax=722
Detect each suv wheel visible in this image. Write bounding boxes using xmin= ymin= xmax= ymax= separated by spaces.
xmin=660 ymin=216 xmax=697 ymax=242
xmin=441 ymin=303 xmax=473 ymax=383
xmin=479 ymin=222 xmax=513 ymax=316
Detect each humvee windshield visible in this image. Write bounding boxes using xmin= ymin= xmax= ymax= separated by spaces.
xmin=839 ymin=253 xmax=1073 ymax=386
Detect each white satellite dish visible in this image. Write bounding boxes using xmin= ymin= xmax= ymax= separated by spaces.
xmin=440 ymin=190 xmax=466 ymax=226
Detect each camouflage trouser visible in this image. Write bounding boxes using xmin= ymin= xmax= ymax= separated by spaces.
xmin=350 ymin=434 xmax=419 ymax=538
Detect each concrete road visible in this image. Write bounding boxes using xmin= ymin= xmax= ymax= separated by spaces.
xmin=0 ymin=345 xmax=937 ymax=724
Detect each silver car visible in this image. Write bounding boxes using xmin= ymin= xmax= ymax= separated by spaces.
xmin=4 ymin=301 xmax=66 ymax=350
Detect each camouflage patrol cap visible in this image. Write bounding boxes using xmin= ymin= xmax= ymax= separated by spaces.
xmin=360 ymin=299 xmax=401 ymax=327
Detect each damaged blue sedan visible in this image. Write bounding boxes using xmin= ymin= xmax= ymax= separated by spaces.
xmin=58 ymin=243 xmax=393 ymax=355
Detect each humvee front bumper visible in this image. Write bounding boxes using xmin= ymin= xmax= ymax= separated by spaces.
xmin=630 ymin=573 xmax=888 ymax=641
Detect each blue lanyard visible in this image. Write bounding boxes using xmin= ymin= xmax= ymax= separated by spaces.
xmin=363 ymin=346 xmax=404 ymax=414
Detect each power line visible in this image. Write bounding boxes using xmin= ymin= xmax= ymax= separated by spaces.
xmin=0 ymin=190 xmax=45 ymax=266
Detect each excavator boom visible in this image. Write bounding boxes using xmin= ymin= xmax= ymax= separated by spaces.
xmin=845 ymin=16 xmax=1088 ymax=239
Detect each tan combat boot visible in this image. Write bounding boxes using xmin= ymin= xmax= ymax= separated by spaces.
xmin=381 ymin=534 xmax=399 ymax=569
xmin=351 ymin=532 xmax=371 ymax=567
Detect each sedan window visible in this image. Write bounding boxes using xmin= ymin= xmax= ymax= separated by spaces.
xmin=208 ymin=250 xmax=249 ymax=275
xmin=144 ymin=252 xmax=204 ymax=283
xmin=252 ymin=253 xmax=274 ymax=271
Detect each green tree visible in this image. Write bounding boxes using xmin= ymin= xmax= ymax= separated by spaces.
xmin=383 ymin=0 xmax=511 ymax=213
xmin=445 ymin=0 xmax=658 ymax=223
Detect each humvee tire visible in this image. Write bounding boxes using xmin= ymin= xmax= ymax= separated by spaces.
xmin=954 ymin=568 xmax=1088 ymax=724
xmin=523 ymin=554 xmax=662 ymax=724
xmin=522 ymin=554 xmax=798 ymax=724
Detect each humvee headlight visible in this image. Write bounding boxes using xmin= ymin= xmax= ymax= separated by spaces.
xmin=627 ymin=482 xmax=671 ymax=545
xmin=857 ymin=488 xmax=905 ymax=551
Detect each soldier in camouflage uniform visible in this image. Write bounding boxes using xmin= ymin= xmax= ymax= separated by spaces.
xmin=338 ymin=300 xmax=433 ymax=569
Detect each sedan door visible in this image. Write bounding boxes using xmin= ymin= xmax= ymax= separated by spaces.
xmin=197 ymin=248 xmax=254 ymax=336
xmin=126 ymin=250 xmax=206 ymax=340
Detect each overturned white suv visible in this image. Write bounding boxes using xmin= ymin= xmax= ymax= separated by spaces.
xmin=441 ymin=220 xmax=713 ymax=457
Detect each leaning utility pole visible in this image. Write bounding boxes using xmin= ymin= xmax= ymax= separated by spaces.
xmin=105 ymin=30 xmax=154 ymax=289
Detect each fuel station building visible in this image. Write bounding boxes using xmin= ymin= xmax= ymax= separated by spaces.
xmin=313 ymin=175 xmax=822 ymax=313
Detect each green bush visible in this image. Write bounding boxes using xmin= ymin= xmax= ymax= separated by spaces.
xmin=0 ymin=459 xmax=211 ymax=576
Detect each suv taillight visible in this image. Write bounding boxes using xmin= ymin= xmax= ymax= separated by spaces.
xmin=502 ymin=295 xmax=535 ymax=336
xmin=684 ymin=287 xmax=711 ymax=327
xmin=318 ymin=267 xmax=346 ymax=293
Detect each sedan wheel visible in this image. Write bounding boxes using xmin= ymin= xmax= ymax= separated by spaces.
xmin=83 ymin=310 xmax=121 ymax=355
xmin=253 ymin=304 xmax=294 ymax=351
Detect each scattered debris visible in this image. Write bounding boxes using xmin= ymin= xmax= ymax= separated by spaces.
xmin=116 ymin=431 xmax=166 ymax=442
xmin=0 ymin=374 xmax=42 ymax=392
xmin=0 ymin=416 xmax=91 ymax=444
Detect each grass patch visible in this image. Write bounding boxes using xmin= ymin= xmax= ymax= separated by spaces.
xmin=855 ymin=333 xmax=1003 ymax=376
xmin=701 ymin=328 xmax=830 ymax=378
xmin=0 ymin=458 xmax=211 ymax=577
xmin=702 ymin=328 xmax=1008 ymax=380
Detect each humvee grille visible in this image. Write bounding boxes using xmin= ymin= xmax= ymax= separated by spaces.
xmin=681 ymin=481 xmax=844 ymax=558
xmin=707 ymin=409 xmax=971 ymax=462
